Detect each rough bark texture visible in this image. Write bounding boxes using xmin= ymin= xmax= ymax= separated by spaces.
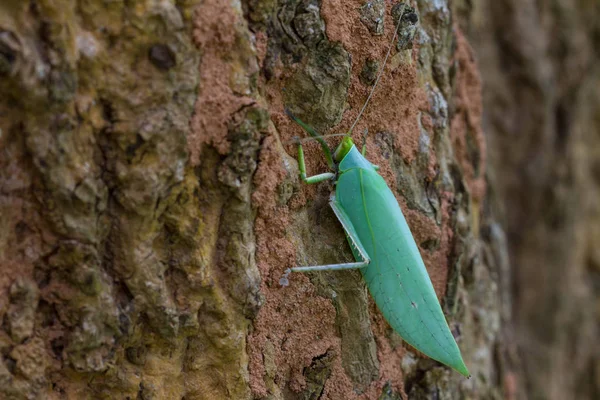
xmin=0 ymin=0 xmax=597 ymax=400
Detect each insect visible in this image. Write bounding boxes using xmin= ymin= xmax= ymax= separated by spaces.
xmin=279 ymin=4 xmax=470 ymax=378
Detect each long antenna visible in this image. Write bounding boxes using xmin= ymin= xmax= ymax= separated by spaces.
xmin=347 ymin=5 xmax=405 ymax=135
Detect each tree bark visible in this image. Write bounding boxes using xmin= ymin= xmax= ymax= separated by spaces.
xmin=0 ymin=0 xmax=597 ymax=399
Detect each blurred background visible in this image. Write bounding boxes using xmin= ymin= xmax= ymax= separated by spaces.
xmin=466 ymin=1 xmax=600 ymax=398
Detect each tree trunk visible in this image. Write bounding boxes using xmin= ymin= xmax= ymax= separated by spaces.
xmin=0 ymin=1 xmax=596 ymax=399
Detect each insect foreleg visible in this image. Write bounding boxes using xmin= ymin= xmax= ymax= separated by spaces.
xmin=361 ymin=129 xmax=369 ymax=156
xmin=297 ymin=140 xmax=335 ymax=184
xmin=359 ymin=129 xmax=380 ymax=171
xmin=286 ymin=108 xmax=335 ymax=169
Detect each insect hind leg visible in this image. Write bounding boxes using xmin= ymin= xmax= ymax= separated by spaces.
xmin=279 ymin=195 xmax=371 ymax=286
xmin=329 ymin=196 xmax=371 ymax=264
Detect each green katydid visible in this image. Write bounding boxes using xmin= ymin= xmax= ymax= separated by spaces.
xmin=279 ymin=4 xmax=470 ymax=377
